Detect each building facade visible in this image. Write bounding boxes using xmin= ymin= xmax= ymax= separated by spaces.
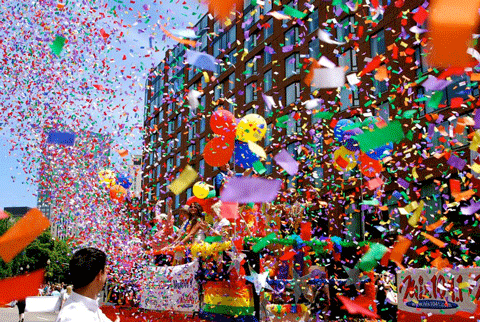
xmin=142 ymin=0 xmax=480 ymax=264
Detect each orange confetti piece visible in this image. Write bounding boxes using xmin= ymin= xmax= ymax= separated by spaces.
xmin=0 ymin=209 xmax=50 ymax=263
xmin=390 ymin=235 xmax=411 ymax=265
xmin=160 ymin=25 xmax=197 ymax=47
xmin=0 ymin=269 xmax=45 ymax=305
xmin=422 ymin=232 xmax=447 ymax=248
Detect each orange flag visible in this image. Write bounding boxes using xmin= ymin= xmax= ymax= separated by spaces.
xmin=428 ymin=0 xmax=480 ymax=67
xmin=160 ymin=25 xmax=197 ymax=47
xmin=0 ymin=208 xmax=50 ymax=263
xmin=0 ymin=269 xmax=45 ymax=305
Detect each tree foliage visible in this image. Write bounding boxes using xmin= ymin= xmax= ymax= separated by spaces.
xmin=0 ymin=216 xmax=72 ymax=282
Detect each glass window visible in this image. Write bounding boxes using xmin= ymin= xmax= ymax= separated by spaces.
xmin=199 ymin=137 xmax=206 ymax=154
xmin=415 ymin=46 xmax=429 ymax=77
xmin=227 ymin=49 xmax=237 ymax=66
xmin=176 ymin=132 xmax=182 ymax=148
xmin=228 ymin=73 xmax=236 ymax=91
xmin=245 ymin=57 xmax=258 ymax=78
xmin=344 ymin=202 xmax=363 ymax=241
xmin=264 ymin=123 xmax=273 ymax=146
xmin=284 ymin=27 xmax=299 ymax=47
xmin=264 ymin=18 xmax=274 ymax=39
xmin=215 ymin=83 xmax=224 ymax=100
xmin=375 ymin=101 xmax=390 ymax=122
xmin=337 ymin=16 xmax=355 ymax=43
xmin=285 ymin=82 xmax=300 ymax=105
xmin=264 ymin=50 xmax=272 ymax=65
xmin=199 ymin=159 xmax=205 ymax=177
xmin=265 ymin=155 xmax=273 ymax=175
xmin=285 ymin=53 xmax=300 ymax=78
xmin=338 ymin=48 xmax=358 ymax=73
xmin=370 ymin=29 xmax=386 ymax=56
xmin=313 ymin=166 xmax=323 ymax=188
xmin=264 ymin=69 xmax=273 ymax=92
xmin=246 ymin=82 xmax=257 ymax=103
xmin=228 ymin=26 xmax=237 ymax=44
xmin=307 ymin=10 xmax=319 ymax=34
xmin=177 ymin=114 xmax=182 ymax=128
xmin=176 ymin=156 xmax=181 ymax=167
xmin=200 ymin=117 xmax=206 ymax=133
xmin=340 ymin=87 xmax=353 ymax=111
xmin=286 ymin=113 xmax=302 ymax=136
xmin=264 ymin=0 xmax=272 ymax=13
xmin=245 ymin=33 xmax=258 ymax=51
xmin=421 ymin=182 xmax=448 ymax=226
xmin=309 ymin=38 xmax=320 ymax=60
xmin=188 ymin=144 xmax=196 ymax=158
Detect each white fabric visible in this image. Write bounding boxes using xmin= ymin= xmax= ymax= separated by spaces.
xmin=55 ymin=291 xmax=112 ymax=322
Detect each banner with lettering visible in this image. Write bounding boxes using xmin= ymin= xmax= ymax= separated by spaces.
xmin=397 ymin=267 xmax=480 ymax=321
xmin=140 ymin=261 xmax=199 ymax=312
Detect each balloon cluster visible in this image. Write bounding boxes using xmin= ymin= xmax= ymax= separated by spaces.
xmin=98 ymin=169 xmax=132 ymax=202
xmin=203 ymin=109 xmax=268 ymax=169
xmin=333 ymin=116 xmax=393 ymax=178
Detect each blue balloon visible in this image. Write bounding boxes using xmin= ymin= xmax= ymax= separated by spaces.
xmin=234 ymin=140 xmax=259 ymax=169
xmin=343 ymin=128 xmax=363 ymax=152
xmin=365 ymin=142 xmax=393 ymax=160
xmin=116 ymin=173 xmax=132 ymax=189
xmin=334 ymin=119 xmax=354 ymax=142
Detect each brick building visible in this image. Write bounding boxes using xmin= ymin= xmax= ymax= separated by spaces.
xmin=142 ymin=0 xmax=480 ymax=264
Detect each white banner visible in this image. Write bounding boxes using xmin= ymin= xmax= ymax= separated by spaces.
xmin=140 ymin=261 xmax=199 ymax=312
xmin=397 ymin=267 xmax=480 ymax=316
xmin=25 ymin=296 xmax=61 ymax=312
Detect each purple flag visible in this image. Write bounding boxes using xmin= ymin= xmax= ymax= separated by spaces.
xmin=447 ymin=154 xmax=466 ymax=170
xmin=220 ymin=177 xmax=282 ymax=203
xmin=274 ymin=149 xmax=299 ymax=176
xmin=422 ymin=75 xmax=451 ymax=91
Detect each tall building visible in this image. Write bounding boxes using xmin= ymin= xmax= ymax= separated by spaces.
xmin=142 ymin=0 xmax=480 ymax=264
xmin=37 ymin=130 xmax=112 ymax=239
xmin=129 ymin=155 xmax=143 ymax=198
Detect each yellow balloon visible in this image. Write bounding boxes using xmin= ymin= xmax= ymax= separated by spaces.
xmin=333 ymin=146 xmax=357 ymax=172
xmin=236 ymin=114 xmax=267 ymax=143
xmin=99 ymin=169 xmax=116 ymax=187
xmin=193 ymin=182 xmax=210 ymax=199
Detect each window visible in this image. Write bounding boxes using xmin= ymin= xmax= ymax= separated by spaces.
xmin=175 ymin=195 xmax=180 ymax=209
xmin=246 ymin=82 xmax=257 ymax=103
xmin=285 ymin=53 xmax=300 ymax=78
xmin=415 ymin=46 xmax=429 ymax=77
xmin=307 ymin=10 xmax=319 ymax=34
xmin=313 ymin=166 xmax=323 ymax=188
xmin=264 ymin=69 xmax=273 ymax=92
xmin=176 ymin=156 xmax=181 ymax=167
xmin=188 ymin=123 xmax=197 ymax=140
xmin=227 ymin=49 xmax=237 ymax=66
xmin=199 ymin=159 xmax=205 ymax=177
xmin=264 ymin=50 xmax=272 ymax=65
xmin=199 ymin=137 xmax=206 ymax=154
xmin=264 ymin=0 xmax=272 ymax=13
xmin=284 ymin=27 xmax=299 ymax=47
xmin=199 ymin=33 xmax=208 ymax=52
xmin=421 ymin=182 xmax=448 ymax=226
xmin=186 ymin=188 xmax=192 ymax=199
xmin=285 ymin=82 xmax=300 ymax=105
xmin=264 ymin=19 xmax=274 ymax=39
xmin=340 ymin=87 xmax=355 ymax=110
xmin=176 ymin=132 xmax=182 ymax=148
xmin=309 ymin=38 xmax=320 ymax=60
xmin=200 ymin=117 xmax=206 ymax=133
xmin=177 ymin=114 xmax=182 ymax=128
xmin=228 ymin=73 xmax=236 ymax=91
xmin=375 ymin=101 xmax=390 ymax=122
xmin=265 ymin=155 xmax=273 ymax=175
xmin=344 ymin=202 xmax=363 ymax=241
xmin=188 ymin=144 xmax=196 ymax=158
xmin=338 ymin=48 xmax=358 ymax=73
xmin=245 ymin=57 xmax=258 ymax=78
xmin=168 ymin=120 xmax=174 ymax=134
xmin=264 ymin=123 xmax=273 ymax=146
xmin=286 ymin=113 xmax=302 ymax=136
xmin=215 ymin=83 xmax=224 ymax=100
xmin=370 ymin=29 xmax=386 ymax=56
xmin=228 ymin=26 xmax=237 ymax=44
xmin=245 ymin=33 xmax=258 ymax=51
xmin=337 ymin=16 xmax=355 ymax=43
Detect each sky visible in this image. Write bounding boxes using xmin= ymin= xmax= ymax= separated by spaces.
xmin=0 ymin=0 xmax=208 ymax=209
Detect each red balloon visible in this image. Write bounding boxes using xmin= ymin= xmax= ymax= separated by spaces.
xmin=359 ymin=152 xmax=384 ymax=178
xmin=203 ymin=136 xmax=234 ymax=167
xmin=186 ymin=196 xmax=218 ymax=215
xmin=110 ymin=184 xmax=126 ymax=202
xmin=210 ymin=109 xmax=236 ymax=138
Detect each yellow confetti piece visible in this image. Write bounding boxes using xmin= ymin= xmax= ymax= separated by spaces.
xmin=168 ymin=165 xmax=198 ymax=195
xmin=408 ymin=200 xmax=424 ymax=227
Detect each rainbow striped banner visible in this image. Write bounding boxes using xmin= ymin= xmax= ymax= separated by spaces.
xmin=202 ymin=281 xmax=255 ymax=318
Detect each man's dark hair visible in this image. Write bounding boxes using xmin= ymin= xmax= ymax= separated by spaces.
xmin=69 ymin=247 xmax=107 ymax=289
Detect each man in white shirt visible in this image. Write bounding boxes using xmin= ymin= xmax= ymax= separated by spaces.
xmin=56 ymin=247 xmax=120 ymax=322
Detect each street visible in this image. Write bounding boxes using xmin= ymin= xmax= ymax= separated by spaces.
xmin=0 ymin=307 xmax=57 ymax=322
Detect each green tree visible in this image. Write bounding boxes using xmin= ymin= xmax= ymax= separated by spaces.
xmin=0 ymin=217 xmax=72 ymax=282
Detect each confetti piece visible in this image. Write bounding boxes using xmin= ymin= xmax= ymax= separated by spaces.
xmin=168 ymin=165 xmax=198 ymax=195
xmin=0 ymin=269 xmax=45 ymax=305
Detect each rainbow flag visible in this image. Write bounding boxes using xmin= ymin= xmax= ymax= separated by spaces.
xmin=201 ymin=281 xmax=256 ymax=321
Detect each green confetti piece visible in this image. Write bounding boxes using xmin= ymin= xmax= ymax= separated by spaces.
xmin=252 ymin=160 xmax=266 ymax=174
xmin=312 ymin=111 xmax=334 ymax=120
xmin=354 ymin=121 xmax=404 ymax=151
xmin=427 ymin=91 xmax=443 ymax=110
xmin=252 ymin=233 xmax=276 ymax=253
xmin=50 ymin=36 xmax=66 ymax=56
xmin=283 ymin=5 xmax=307 ymax=19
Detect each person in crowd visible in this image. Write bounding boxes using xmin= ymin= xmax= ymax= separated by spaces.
xmin=56 ymin=247 xmax=120 ymax=322
xmin=214 ymin=163 xmax=234 ymax=196
xmin=60 ymin=285 xmax=73 ymax=309
xmin=305 ymin=266 xmax=330 ymax=322
xmin=169 ymin=202 xmax=207 ymax=246
xmin=52 ymin=285 xmax=61 ymax=297
xmin=16 ymin=299 xmax=26 ymax=322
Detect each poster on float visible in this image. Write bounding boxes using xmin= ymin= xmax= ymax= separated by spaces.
xmin=397 ymin=267 xmax=480 ymax=321
xmin=140 ymin=261 xmax=199 ymax=312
